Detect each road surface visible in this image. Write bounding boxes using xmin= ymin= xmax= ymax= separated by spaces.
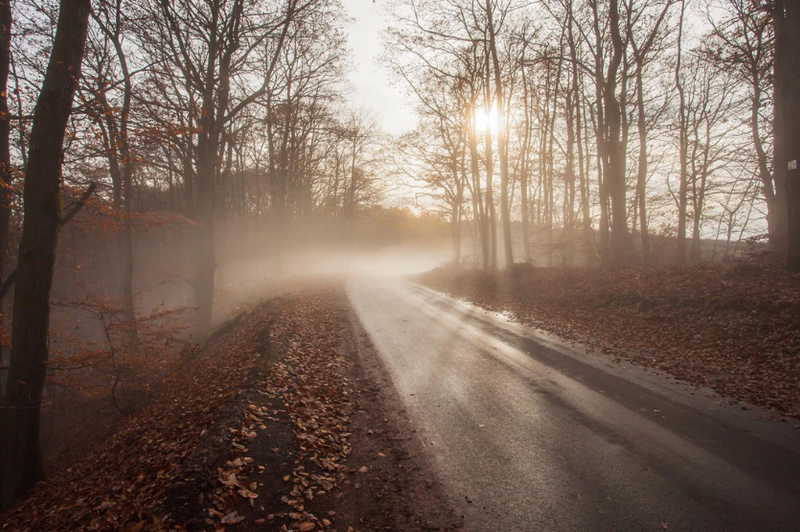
xmin=347 ymin=275 xmax=800 ymax=532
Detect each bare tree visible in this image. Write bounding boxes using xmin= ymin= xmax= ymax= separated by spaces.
xmin=705 ymin=0 xmax=781 ymax=252
xmin=0 ymin=0 xmax=91 ymax=509
xmin=139 ymin=0 xmax=325 ymax=336
xmin=398 ymin=72 xmax=468 ymax=264
xmin=82 ymin=0 xmax=139 ymax=339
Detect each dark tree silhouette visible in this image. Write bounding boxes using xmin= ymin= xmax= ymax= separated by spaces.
xmin=777 ymin=0 xmax=800 ymax=270
xmin=0 ymin=0 xmax=91 ymax=510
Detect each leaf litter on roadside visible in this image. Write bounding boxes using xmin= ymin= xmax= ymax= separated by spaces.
xmin=419 ymin=263 xmax=800 ymax=419
xmin=200 ymin=285 xmax=355 ymax=532
xmin=0 ymin=281 xmax=360 ymax=532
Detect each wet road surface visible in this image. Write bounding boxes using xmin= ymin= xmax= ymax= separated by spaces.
xmin=347 ymin=275 xmax=800 ymax=532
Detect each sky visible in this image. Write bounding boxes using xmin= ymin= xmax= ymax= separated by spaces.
xmin=341 ymin=0 xmax=418 ymax=136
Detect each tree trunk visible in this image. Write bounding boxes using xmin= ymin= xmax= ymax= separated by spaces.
xmin=564 ymin=82 xmax=576 ymax=266
xmin=123 ymin=165 xmax=136 ymax=343
xmin=107 ymin=7 xmax=138 ymax=340
xmin=751 ymin=81 xmax=783 ymax=252
xmin=635 ymin=67 xmax=651 ymax=262
xmin=0 ymin=0 xmax=90 ymax=510
xmin=520 ymin=68 xmax=532 ymax=264
xmin=567 ymin=7 xmax=593 ymax=264
xmin=468 ymin=104 xmax=488 ymax=268
xmin=193 ymin=83 xmax=220 ymax=339
xmin=780 ymin=0 xmax=800 ymax=270
xmin=0 ymin=0 xmax=12 ymax=396
xmin=486 ymin=0 xmax=513 ymax=269
xmin=484 ymin=85 xmax=498 ymax=270
xmin=605 ymin=0 xmax=630 ymax=263
xmin=194 ymin=125 xmax=219 ymax=339
xmin=590 ymin=0 xmax=609 ymax=263
xmin=690 ymin=174 xmax=707 ymax=263
xmin=676 ymin=0 xmax=688 ymax=264
xmin=451 ymin=202 xmax=461 ymax=265
xmin=0 ymin=0 xmax=11 ymax=289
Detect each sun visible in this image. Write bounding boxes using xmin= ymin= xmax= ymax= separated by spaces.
xmin=474 ymin=105 xmax=499 ymax=134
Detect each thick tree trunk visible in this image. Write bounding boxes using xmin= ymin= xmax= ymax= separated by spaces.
xmin=193 ymin=218 xmax=216 ymax=338
xmin=193 ymin=143 xmax=218 ymax=340
xmin=485 ymin=130 xmax=497 ymax=270
xmin=482 ymin=60 xmax=498 ymax=271
xmin=109 ymin=11 xmax=138 ymax=341
xmin=497 ymin=97 xmax=513 ymax=269
xmin=579 ymin=103 xmax=593 ymax=264
xmin=0 ymin=0 xmax=11 ymax=288
xmin=590 ymin=0 xmax=609 ymax=263
xmin=772 ymin=0 xmax=788 ymax=257
xmin=546 ymin=64 xmax=560 ymax=267
xmin=0 ymin=0 xmax=90 ymax=510
xmin=781 ymin=0 xmax=800 ymax=270
xmin=0 ymin=0 xmax=12 ymax=395
xmin=690 ymin=181 xmax=705 ymax=263
xmin=449 ymin=156 xmax=463 ymax=266
xmin=123 ymin=168 xmax=136 ymax=343
xmin=567 ymin=12 xmax=593 ymax=265
xmin=752 ymin=81 xmax=784 ymax=252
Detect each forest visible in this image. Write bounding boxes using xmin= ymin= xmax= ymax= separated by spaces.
xmin=390 ymin=0 xmax=799 ymax=269
xmin=0 ymin=0 xmax=798 ymax=524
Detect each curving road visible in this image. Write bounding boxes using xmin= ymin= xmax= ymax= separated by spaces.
xmin=347 ymin=275 xmax=800 ymax=532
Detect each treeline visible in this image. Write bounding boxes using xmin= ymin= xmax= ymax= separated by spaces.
xmin=387 ymin=0 xmax=800 ymax=268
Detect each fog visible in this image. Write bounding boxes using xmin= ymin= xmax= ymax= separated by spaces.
xmin=8 ymin=209 xmax=449 ymax=471
xmin=214 ymin=244 xmax=450 ymax=322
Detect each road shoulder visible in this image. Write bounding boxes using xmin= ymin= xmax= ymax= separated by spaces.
xmin=334 ymin=302 xmax=462 ymax=532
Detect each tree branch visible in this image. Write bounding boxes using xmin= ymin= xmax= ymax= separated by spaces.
xmin=0 ymin=182 xmax=97 ymax=301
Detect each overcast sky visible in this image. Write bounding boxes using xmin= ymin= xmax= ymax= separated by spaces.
xmin=341 ymin=0 xmax=417 ymax=136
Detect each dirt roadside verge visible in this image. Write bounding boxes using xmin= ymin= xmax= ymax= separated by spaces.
xmin=1 ymin=280 xmax=459 ymax=532
xmin=332 ymin=303 xmax=461 ymax=532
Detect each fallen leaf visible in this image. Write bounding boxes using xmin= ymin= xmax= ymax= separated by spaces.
xmin=221 ymin=511 xmax=244 ymax=525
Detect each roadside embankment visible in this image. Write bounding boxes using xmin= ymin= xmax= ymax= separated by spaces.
xmin=418 ymin=263 xmax=800 ymax=419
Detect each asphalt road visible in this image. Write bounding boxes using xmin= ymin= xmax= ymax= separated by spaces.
xmin=346 ymin=275 xmax=800 ymax=532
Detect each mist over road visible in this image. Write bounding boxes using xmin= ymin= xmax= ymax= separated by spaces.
xmin=347 ymin=275 xmax=800 ymax=532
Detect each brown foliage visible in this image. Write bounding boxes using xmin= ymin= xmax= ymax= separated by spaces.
xmin=0 ymin=299 xmax=275 ymax=530
xmin=0 ymin=281 xmax=355 ymax=531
